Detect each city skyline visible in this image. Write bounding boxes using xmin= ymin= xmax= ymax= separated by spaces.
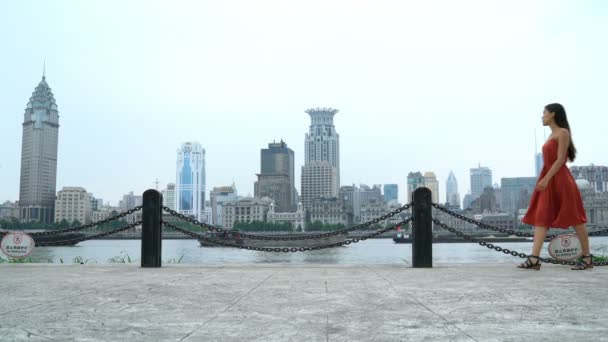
xmin=1 ymin=1 xmax=607 ymax=206
xmin=3 ymin=75 xmax=606 ymax=207
xmin=2 ymin=74 xmax=605 ymax=208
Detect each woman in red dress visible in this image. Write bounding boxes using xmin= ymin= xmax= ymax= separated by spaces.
xmin=519 ymin=103 xmax=592 ymax=270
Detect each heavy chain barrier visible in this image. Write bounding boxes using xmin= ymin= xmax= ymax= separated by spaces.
xmin=34 ymin=221 xmax=143 ymax=247
xmin=163 ymin=217 xmax=412 ymax=252
xmin=163 ymin=203 xmax=412 ymax=241
xmin=433 ymin=218 xmax=608 ymax=266
xmin=432 ymin=203 xmax=608 ymax=239
xmin=0 ymin=207 xmax=142 ymax=237
xmin=587 ymin=224 xmax=608 ymax=237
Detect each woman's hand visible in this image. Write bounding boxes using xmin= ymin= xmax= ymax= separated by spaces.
xmin=536 ymin=177 xmax=549 ymax=191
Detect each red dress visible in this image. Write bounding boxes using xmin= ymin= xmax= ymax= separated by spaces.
xmin=522 ymin=138 xmax=587 ymax=228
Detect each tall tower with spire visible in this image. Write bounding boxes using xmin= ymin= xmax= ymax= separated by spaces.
xmin=301 ymin=108 xmax=341 ymax=212
xmin=304 ymin=107 xmax=340 ymax=175
xmin=19 ymin=72 xmax=60 ymax=223
xmin=446 ymin=171 xmax=460 ymax=207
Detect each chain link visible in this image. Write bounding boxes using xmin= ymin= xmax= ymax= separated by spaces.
xmin=0 ymin=207 xmax=142 ymax=237
xmin=587 ymin=225 xmax=608 ymax=236
xmin=433 ymin=218 xmax=608 ymax=266
xmin=432 ymin=203 xmax=608 ymax=239
xmin=163 ymin=203 xmax=412 ymax=241
xmin=163 ymin=218 xmax=412 ymax=252
xmin=33 ymin=221 xmax=143 ymax=247
xmin=433 ymin=203 xmax=547 ymax=238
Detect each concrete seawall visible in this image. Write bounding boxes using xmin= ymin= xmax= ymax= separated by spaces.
xmin=1 ymin=263 xmax=607 ymax=341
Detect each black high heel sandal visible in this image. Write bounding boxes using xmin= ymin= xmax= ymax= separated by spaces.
xmin=517 ymin=255 xmax=541 ymax=270
xmin=571 ymin=254 xmax=594 ymax=270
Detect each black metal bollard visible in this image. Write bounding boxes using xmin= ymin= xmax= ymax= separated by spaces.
xmin=412 ymin=187 xmax=433 ymax=268
xmin=141 ymin=189 xmax=162 ymax=267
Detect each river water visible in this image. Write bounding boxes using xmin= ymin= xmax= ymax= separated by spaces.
xmin=4 ymin=236 xmax=608 ymax=265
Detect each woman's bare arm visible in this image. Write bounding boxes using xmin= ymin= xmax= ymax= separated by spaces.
xmin=542 ymin=129 xmax=570 ymax=183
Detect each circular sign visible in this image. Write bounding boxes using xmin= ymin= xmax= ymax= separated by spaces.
xmin=1 ymin=232 xmax=35 ymax=258
xmin=548 ymin=233 xmax=582 ymax=261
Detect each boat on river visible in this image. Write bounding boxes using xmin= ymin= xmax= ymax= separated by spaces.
xmin=392 ymin=232 xmax=536 ymax=244
xmin=393 ymin=232 xmax=411 ymax=243
xmin=198 ymin=231 xmax=348 ymax=248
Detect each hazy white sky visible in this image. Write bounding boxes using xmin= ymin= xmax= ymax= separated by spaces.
xmin=1 ymin=0 xmax=607 ymax=206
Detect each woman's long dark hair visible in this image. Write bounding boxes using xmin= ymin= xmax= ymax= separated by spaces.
xmin=545 ymin=103 xmax=577 ymax=162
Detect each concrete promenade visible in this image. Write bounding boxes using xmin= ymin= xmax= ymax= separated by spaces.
xmin=0 ymin=263 xmax=607 ymax=342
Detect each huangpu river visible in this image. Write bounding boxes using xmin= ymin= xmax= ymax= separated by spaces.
xmin=4 ymin=236 xmax=607 ymax=265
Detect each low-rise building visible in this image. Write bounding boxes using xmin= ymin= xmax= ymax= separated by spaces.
xmin=92 ymin=205 xmax=141 ymax=227
xmin=432 ymin=206 xmax=476 ymax=232
xmin=54 ymin=187 xmax=93 ymax=224
xmin=0 ymin=201 xmax=20 ymax=220
xmin=571 ymin=165 xmax=608 ymax=193
xmin=222 ymin=197 xmax=272 ymax=229
xmin=92 ymin=206 xmax=121 ymax=222
xmin=360 ymin=199 xmax=388 ymax=226
xmin=267 ymin=202 xmax=305 ymax=231
xmin=479 ymin=212 xmax=517 ymax=232
xmin=579 ymin=179 xmax=608 ymax=225
xmin=340 ymin=185 xmax=361 ymax=222
xmin=307 ymin=197 xmax=353 ymax=226
xmin=385 ymin=202 xmax=410 ymax=228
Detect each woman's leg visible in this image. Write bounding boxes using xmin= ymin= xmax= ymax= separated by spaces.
xmin=518 ymin=226 xmax=547 ymax=268
xmin=532 ymin=226 xmax=548 ymax=257
xmin=573 ymin=223 xmax=591 ymax=255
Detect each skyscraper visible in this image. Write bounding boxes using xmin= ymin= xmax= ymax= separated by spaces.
xmin=162 ymin=183 xmax=176 ymax=210
xmin=407 ymin=172 xmax=425 ymax=202
xmin=535 ymin=153 xmax=543 ymax=178
xmin=359 ymin=184 xmax=383 ymax=205
xmin=19 ymin=73 xmax=59 ymax=223
xmin=255 ymin=174 xmax=291 ymax=212
xmin=472 ymin=186 xmax=498 ymax=212
xmin=463 ymin=193 xmax=475 ymax=209
xmin=210 ymin=184 xmax=238 ymax=227
xmin=301 ymin=161 xmax=339 ymax=210
xmin=119 ymin=191 xmax=142 ymax=211
xmin=470 ymin=165 xmax=492 ymax=198
xmin=534 ymin=132 xmax=543 ymax=178
xmin=301 ymin=108 xmax=340 ymax=214
xmin=501 ymin=177 xmax=537 ymax=215
xmin=493 ymin=182 xmax=502 ymax=211
xmin=423 ymin=172 xmax=439 ymax=204
xmin=176 ymin=142 xmax=206 ymax=222
xmin=446 ymin=171 xmax=460 ymax=207
xmin=383 ymin=184 xmax=398 ymax=204
xmin=304 ymin=107 xmax=340 ymax=175
xmin=256 ymin=140 xmax=296 ymax=211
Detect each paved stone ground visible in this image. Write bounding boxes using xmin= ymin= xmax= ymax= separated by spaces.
xmin=0 ymin=263 xmax=607 ymax=342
